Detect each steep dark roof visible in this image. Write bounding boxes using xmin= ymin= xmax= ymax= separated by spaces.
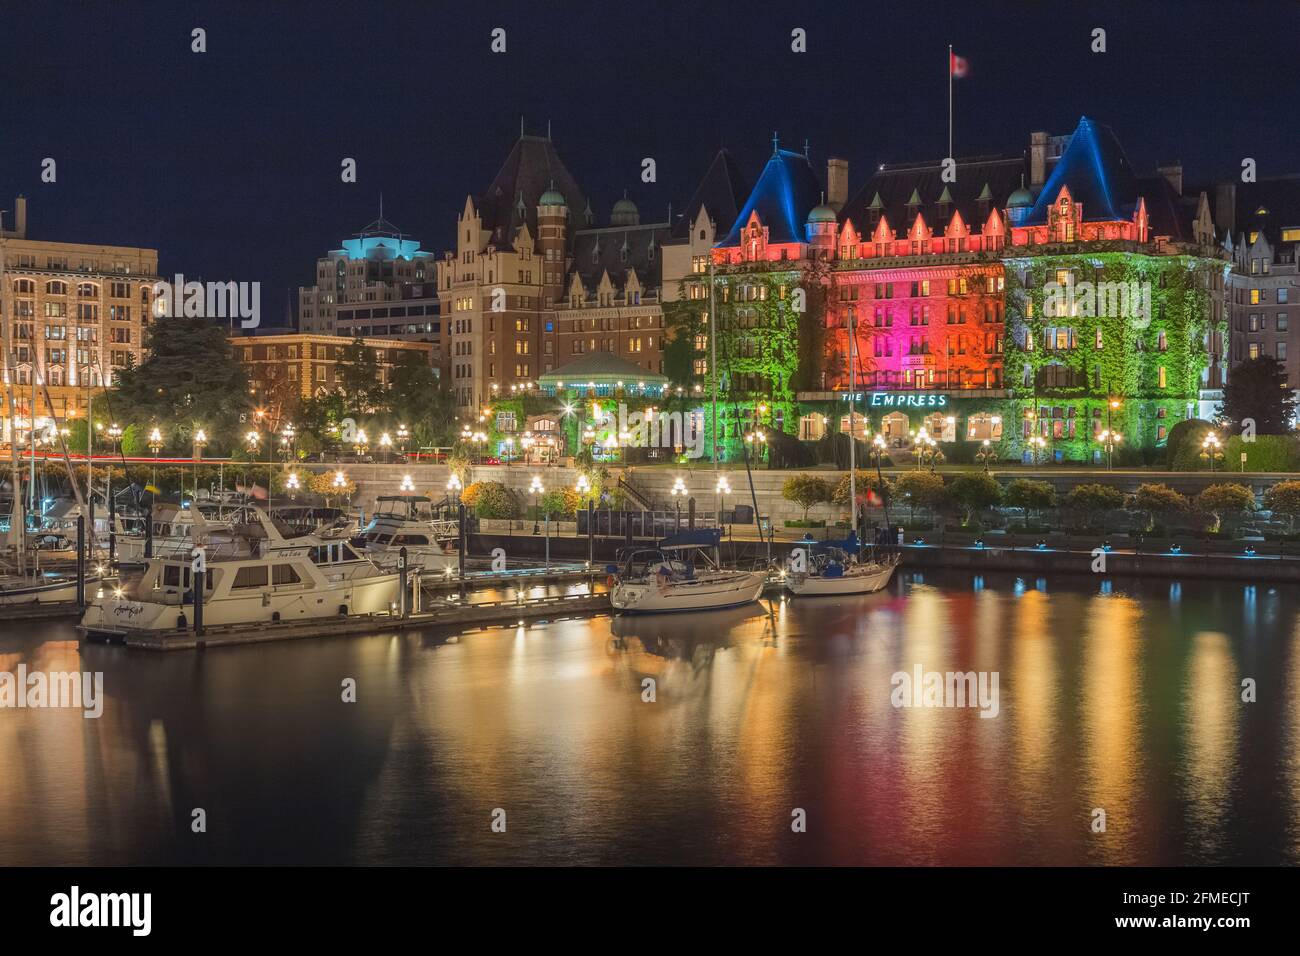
xmin=475 ymin=134 xmax=587 ymax=249
xmin=539 ymin=351 xmax=668 ymax=384
xmin=841 ymin=155 xmax=1026 ymax=235
xmin=571 ymin=224 xmax=670 ymax=291
xmin=1135 ymin=175 xmax=1200 ymax=242
xmin=1232 ymin=176 xmax=1300 ymax=247
xmin=718 ymin=147 xmax=823 ymax=247
xmin=671 ymin=149 xmax=750 ymax=239
xmin=1024 ymin=117 xmax=1140 ymax=225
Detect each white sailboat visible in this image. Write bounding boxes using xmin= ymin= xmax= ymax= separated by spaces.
xmin=80 ymin=508 xmax=403 ymax=637
xmin=610 ymin=529 xmax=765 ymax=614
xmin=782 ymin=533 xmax=898 ymax=596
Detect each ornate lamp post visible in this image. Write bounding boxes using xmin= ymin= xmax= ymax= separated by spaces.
xmin=280 ymin=422 xmax=296 ymax=463
xmin=975 ymin=438 xmax=995 ymax=473
xmin=285 ymin=470 xmax=300 ymax=500
xmin=1098 ymin=429 xmax=1122 ymax=471
xmin=399 ymin=473 xmax=415 ymax=493
xmin=1200 ymin=432 xmax=1224 ymax=473
xmin=1027 ymin=434 xmax=1048 ymax=466
xmin=332 ymin=469 xmax=349 ymax=506
xmin=671 ymin=476 xmax=688 ymax=529
xmin=529 ymin=474 xmax=544 ymax=534
xmin=396 ymin=424 xmax=410 ymax=458
xmin=446 ymin=472 xmax=463 ymax=507
xmin=379 ymin=431 xmax=393 ymax=463
xmin=715 ymin=474 xmax=731 ymax=528
xmin=192 ymin=428 xmax=208 ymax=502
xmin=353 ymin=428 xmax=369 ymax=460
xmin=148 ymin=426 xmax=164 ymax=488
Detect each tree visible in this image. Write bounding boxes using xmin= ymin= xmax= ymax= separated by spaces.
xmin=539 ymin=489 xmax=581 ymax=518
xmin=1063 ymin=483 xmax=1125 ymax=530
xmin=308 ymin=469 xmax=355 ymax=505
xmin=1164 ymin=418 xmax=1213 ymax=469
xmin=894 ymin=471 xmax=947 ymax=522
xmin=831 ymin=470 xmax=892 ymax=508
xmin=470 ymin=481 xmax=520 ymax=519
xmin=949 ymin=473 xmax=1002 ymax=525
xmin=1219 ymin=356 xmax=1298 ymax=435
xmin=1004 ymin=478 xmax=1056 ymax=522
xmin=1196 ymin=482 xmax=1255 ymax=533
xmin=1132 ymin=482 xmax=1187 ymax=532
xmin=1264 ymin=479 xmax=1300 ymax=532
xmin=336 ymin=336 xmax=384 ymax=413
xmin=781 ymin=474 xmax=832 ymax=521
xmin=113 ymin=317 xmax=250 ymax=448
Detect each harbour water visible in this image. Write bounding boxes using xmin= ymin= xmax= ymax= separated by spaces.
xmin=1 ymin=571 xmax=1297 ymax=866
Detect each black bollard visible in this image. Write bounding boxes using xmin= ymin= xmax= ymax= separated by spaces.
xmin=688 ymin=497 xmax=696 ymax=531
xmin=398 ymin=546 xmax=408 ymax=617
xmin=587 ymin=500 xmax=594 ymax=566
xmin=76 ymin=513 xmax=86 ymax=608
xmin=193 ymin=567 xmax=205 ymax=637
xmin=457 ymin=502 xmax=467 ymax=596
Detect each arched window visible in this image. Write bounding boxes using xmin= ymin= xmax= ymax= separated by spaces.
xmin=46 ymin=280 xmax=67 ymax=295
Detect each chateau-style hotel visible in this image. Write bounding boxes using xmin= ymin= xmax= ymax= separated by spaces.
xmin=418 ymin=114 xmax=1297 ymax=463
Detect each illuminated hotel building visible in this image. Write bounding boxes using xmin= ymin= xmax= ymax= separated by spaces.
xmin=0 ymin=195 xmax=158 ymax=442
xmin=697 ymin=118 xmax=1227 ymax=462
xmin=435 ymin=129 xmax=737 ymax=411
xmin=297 ymin=212 xmax=442 ymax=364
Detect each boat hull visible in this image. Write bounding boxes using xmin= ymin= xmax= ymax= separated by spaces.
xmin=786 ymin=562 xmax=897 ymax=596
xmin=0 ymin=577 xmax=99 ymax=605
xmin=79 ymin=571 xmax=402 ymax=636
xmin=612 ymin=571 xmax=765 ymax=614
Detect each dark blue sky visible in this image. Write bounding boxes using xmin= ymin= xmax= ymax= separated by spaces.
xmin=4 ymin=0 xmax=1296 ymax=324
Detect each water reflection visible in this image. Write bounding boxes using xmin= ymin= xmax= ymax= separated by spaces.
xmin=1 ymin=571 xmax=1297 ymax=865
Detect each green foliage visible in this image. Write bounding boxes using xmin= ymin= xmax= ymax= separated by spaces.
xmin=781 ymin=473 xmax=833 ymax=520
xmin=113 ymin=317 xmax=250 ymax=451
xmin=337 ymin=336 xmax=382 ymax=412
xmin=1225 ymin=434 xmax=1299 ymax=472
xmin=469 ymin=480 xmax=520 ymax=519
xmin=1132 ymin=483 xmax=1187 ymax=531
xmin=1264 ymin=480 xmax=1300 ymax=531
xmin=1195 ymin=483 xmax=1255 ymax=532
xmin=1063 ymin=483 xmax=1125 ymax=529
xmin=1219 ymin=356 xmax=1298 ymax=434
xmin=1004 ymin=478 xmax=1056 ymax=516
xmin=1165 ymin=418 xmax=1213 ymax=469
xmin=539 ymin=489 xmax=581 ymax=518
xmin=949 ymin=472 xmax=1002 ymax=523
xmin=308 ymin=469 xmax=355 ymax=502
xmin=831 ymin=470 xmax=892 ymax=507
xmin=446 ymin=442 xmax=473 ymax=484
xmin=894 ymin=471 xmax=948 ymax=519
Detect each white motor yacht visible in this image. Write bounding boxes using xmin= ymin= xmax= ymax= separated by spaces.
xmin=80 ymin=509 xmax=402 ymax=637
xmin=357 ymin=495 xmax=458 ymax=572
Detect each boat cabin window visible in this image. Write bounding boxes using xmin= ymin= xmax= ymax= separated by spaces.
xmin=272 ymin=564 xmax=302 ymax=585
xmin=392 ymin=534 xmax=429 ymax=546
xmin=232 ymin=565 xmax=270 ymax=589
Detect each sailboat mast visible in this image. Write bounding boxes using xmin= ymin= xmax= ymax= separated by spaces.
xmin=848 ymin=304 xmax=857 ymax=535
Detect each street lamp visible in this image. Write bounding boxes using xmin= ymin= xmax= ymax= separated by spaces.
xmin=671 ymin=476 xmax=688 ymax=528
xmin=715 ymin=474 xmax=731 ymax=527
xmin=529 ymin=474 xmax=544 ymax=534
xmin=332 ymin=469 xmax=349 ymax=504
xmin=379 ymin=431 xmax=393 ymax=462
xmin=285 ymin=471 xmax=300 ymax=500
xmin=396 ymin=424 xmax=410 ymax=457
xmin=1200 ymin=432 xmax=1224 ymax=473
xmin=192 ymin=428 xmax=208 ymax=502
xmin=575 ymin=473 xmax=591 ymax=502
xmin=1098 ymin=429 xmax=1123 ymax=470
xmin=148 ymin=426 xmax=164 ymax=488
xmin=354 ymin=428 xmax=369 ymax=459
xmin=446 ymin=472 xmax=463 ymax=506
xmin=975 ymin=438 xmax=996 ymax=473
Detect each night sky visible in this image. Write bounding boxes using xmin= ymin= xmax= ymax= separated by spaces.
xmin=4 ymin=0 xmax=1297 ymax=325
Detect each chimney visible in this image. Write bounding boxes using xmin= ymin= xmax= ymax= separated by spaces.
xmin=1157 ymin=162 xmax=1183 ymax=196
xmin=827 ymin=157 xmax=849 ymax=212
xmin=1215 ymin=183 xmax=1236 ymax=236
xmin=1029 ymin=131 xmax=1049 ymax=188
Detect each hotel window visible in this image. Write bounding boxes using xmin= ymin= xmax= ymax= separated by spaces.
xmin=1158 ymin=331 xmax=1168 ymax=351
xmin=1249 ymin=314 xmax=1259 ymax=332
xmin=693 ymin=359 xmax=708 ymax=375
xmin=1158 ymin=366 xmax=1167 ymax=388
xmin=1279 ymin=342 xmax=1288 ymax=361
xmin=1095 ymin=328 xmax=1103 ymax=349
xmin=1279 ymin=314 xmax=1290 ymax=332
xmin=1251 ymin=289 xmax=1261 ymax=304
xmin=1279 ymin=288 xmax=1289 ymax=304
xmin=46 ymin=280 xmax=68 ymax=295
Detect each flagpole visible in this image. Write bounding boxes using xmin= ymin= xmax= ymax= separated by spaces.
xmin=948 ymin=44 xmax=953 ymax=160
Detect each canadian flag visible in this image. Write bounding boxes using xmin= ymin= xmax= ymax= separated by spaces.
xmin=950 ymin=51 xmax=969 ymax=78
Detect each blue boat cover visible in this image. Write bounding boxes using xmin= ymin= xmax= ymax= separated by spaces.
xmin=658 ymin=528 xmax=722 ymax=550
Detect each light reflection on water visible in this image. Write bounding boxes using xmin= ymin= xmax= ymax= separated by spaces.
xmin=0 ymin=571 xmax=1297 ymax=865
